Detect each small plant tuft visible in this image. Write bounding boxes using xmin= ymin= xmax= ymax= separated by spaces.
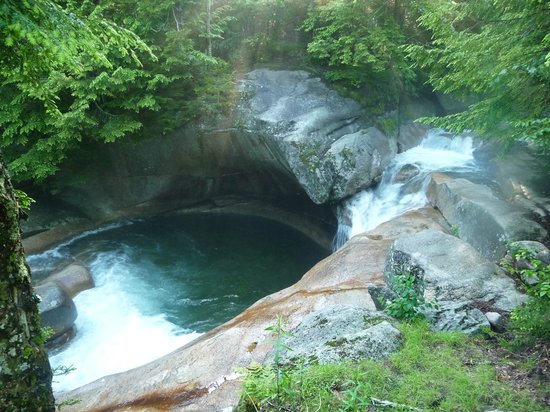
xmin=238 ymin=315 xmax=296 ymax=410
xmin=450 ymin=224 xmax=460 ymax=238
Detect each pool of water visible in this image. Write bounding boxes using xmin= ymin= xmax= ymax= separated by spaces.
xmin=28 ymin=213 xmax=328 ymax=392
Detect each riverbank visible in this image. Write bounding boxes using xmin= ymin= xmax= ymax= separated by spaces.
xmin=237 ymin=320 xmax=550 ymax=411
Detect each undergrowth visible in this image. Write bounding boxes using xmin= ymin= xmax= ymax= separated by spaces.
xmin=501 ymin=246 xmax=550 ymax=348
xmin=237 ymin=321 xmax=547 ymax=412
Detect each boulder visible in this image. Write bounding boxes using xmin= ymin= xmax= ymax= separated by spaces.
xmin=485 ymin=312 xmax=505 ymax=333
xmin=23 ymin=219 xmax=95 ymax=256
xmin=323 ymin=128 xmax=394 ymax=200
xmin=424 ymin=301 xmax=489 ymax=334
xmin=35 ymin=282 xmax=77 ymax=338
xmin=280 ymin=306 xmax=402 ymax=365
xmin=428 ymin=173 xmax=547 ymax=260
xmin=41 ymin=263 xmax=94 ymax=298
xmin=392 ymin=164 xmax=421 ymax=184
xmin=239 ymin=69 xmax=396 ymax=203
xmin=384 ymin=230 xmax=526 ymax=332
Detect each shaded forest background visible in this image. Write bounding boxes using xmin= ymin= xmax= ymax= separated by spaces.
xmin=1 ymin=0 xmax=548 ymax=185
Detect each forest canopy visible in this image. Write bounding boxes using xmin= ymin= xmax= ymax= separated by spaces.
xmin=0 ymin=0 xmax=548 ymax=183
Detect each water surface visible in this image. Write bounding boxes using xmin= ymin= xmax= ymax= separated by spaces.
xmin=29 ymin=214 xmax=327 ymax=391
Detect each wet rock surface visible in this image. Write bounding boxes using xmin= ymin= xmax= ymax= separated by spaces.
xmin=39 ymin=263 xmax=94 ymax=298
xmin=35 ymin=283 xmax=77 ymax=339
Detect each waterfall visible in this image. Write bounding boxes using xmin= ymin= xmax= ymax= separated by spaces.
xmin=333 ymin=129 xmax=477 ymax=249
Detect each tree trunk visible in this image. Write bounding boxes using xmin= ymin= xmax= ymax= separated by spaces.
xmin=0 ymin=154 xmax=55 ymax=411
xmin=206 ymin=0 xmax=212 ymax=56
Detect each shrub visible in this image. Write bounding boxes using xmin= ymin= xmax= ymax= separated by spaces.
xmin=502 ymin=247 xmax=550 ymax=347
xmin=385 ymin=272 xmax=436 ymax=321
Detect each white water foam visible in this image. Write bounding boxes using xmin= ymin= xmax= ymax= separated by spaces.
xmin=49 ymin=246 xmax=201 ymax=393
xmin=334 ymin=129 xmax=477 ymax=248
xmin=26 ymin=220 xmax=137 ymax=275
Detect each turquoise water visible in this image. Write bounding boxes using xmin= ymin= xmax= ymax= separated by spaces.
xmin=29 ymin=213 xmax=327 ymax=391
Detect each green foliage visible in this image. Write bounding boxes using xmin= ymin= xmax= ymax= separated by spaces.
xmin=219 ymin=0 xmax=311 ymax=65
xmin=385 ymin=272 xmax=436 ymax=321
xmin=52 ymin=362 xmax=80 ymax=410
xmin=0 ymin=0 xmax=233 ymax=183
xmin=238 ymin=315 xmax=302 ymax=410
xmin=237 ymin=321 xmax=546 ymax=411
xmin=450 ymin=224 xmax=460 ymax=238
xmin=52 ymin=364 xmax=76 ymax=378
xmin=0 ymin=0 xmax=154 ymax=181
xmin=56 ymin=398 xmax=81 ymax=410
xmin=265 ymin=314 xmax=294 ymax=369
xmin=34 ymin=327 xmax=54 ymax=347
xmin=501 ymin=247 xmax=550 ymax=347
xmin=303 ymin=0 xmax=423 ymax=111
xmin=12 ymin=189 xmax=35 ymax=211
xmin=406 ymin=0 xmax=550 ymax=148
xmin=375 ymin=116 xmax=398 ymax=137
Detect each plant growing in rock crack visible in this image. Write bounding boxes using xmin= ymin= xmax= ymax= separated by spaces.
xmin=385 ymin=272 xmax=437 ymax=321
xmin=238 ymin=315 xmax=296 ymax=410
xmin=450 ymin=224 xmax=460 ymax=238
xmin=265 ymin=315 xmax=295 ymax=397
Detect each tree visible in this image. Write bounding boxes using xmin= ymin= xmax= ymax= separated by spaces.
xmin=0 ymin=1 xmax=155 ymax=408
xmin=0 ymin=0 xmax=233 ymax=184
xmin=0 ymin=153 xmax=54 ymax=411
xmin=406 ymin=0 xmax=550 ymax=148
xmin=0 ymin=0 xmax=158 ymax=182
xmin=302 ymin=0 xmax=422 ymax=112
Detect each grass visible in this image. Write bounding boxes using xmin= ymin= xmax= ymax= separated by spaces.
xmin=236 ymin=321 xmax=548 ymax=411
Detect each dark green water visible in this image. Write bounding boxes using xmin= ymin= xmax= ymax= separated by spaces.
xmin=31 ymin=213 xmax=328 ymax=332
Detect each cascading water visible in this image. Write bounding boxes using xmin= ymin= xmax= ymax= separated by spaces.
xmin=334 ymin=129 xmax=478 ymax=249
xmin=29 ymin=214 xmax=326 ymax=392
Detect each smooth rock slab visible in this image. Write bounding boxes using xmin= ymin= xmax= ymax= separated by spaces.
xmin=428 ymin=173 xmax=547 ymax=260
xmin=280 ymin=306 xmax=402 ymax=365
